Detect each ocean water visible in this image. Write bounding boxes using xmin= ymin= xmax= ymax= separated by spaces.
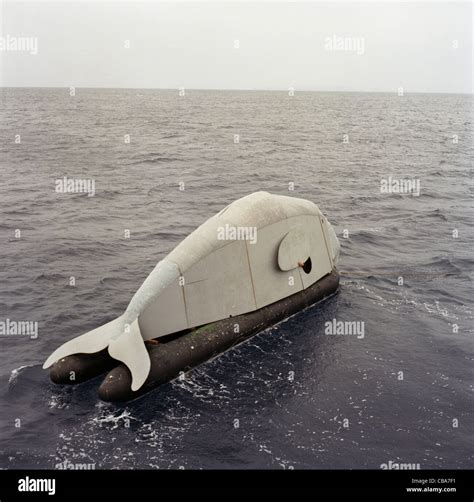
xmin=0 ymin=88 xmax=472 ymax=469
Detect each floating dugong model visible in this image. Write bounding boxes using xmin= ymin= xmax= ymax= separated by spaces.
xmin=44 ymin=192 xmax=340 ymax=399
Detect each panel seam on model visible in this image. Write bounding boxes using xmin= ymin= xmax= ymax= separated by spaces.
xmin=244 ymin=239 xmax=258 ymax=311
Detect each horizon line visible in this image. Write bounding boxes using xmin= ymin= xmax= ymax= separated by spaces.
xmin=0 ymin=85 xmax=472 ymax=95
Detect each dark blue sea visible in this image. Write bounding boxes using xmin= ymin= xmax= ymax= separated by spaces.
xmin=0 ymin=88 xmax=472 ymax=469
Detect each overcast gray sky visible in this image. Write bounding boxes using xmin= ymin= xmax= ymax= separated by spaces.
xmin=0 ymin=1 xmax=472 ymax=92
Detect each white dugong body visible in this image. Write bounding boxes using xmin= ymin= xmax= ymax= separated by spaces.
xmin=43 ymin=192 xmax=340 ymax=391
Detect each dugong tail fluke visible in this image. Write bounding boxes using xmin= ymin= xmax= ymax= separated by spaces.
xmin=42 ymin=315 xmax=151 ymax=391
xmin=43 ymin=260 xmax=180 ymax=391
xmin=42 ymin=315 xmax=127 ymax=369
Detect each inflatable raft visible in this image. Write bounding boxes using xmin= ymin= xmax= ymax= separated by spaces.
xmin=44 ymin=192 xmax=340 ymax=402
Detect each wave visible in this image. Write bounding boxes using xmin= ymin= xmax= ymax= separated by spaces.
xmin=128 ymin=155 xmax=182 ymax=165
xmin=343 ymin=280 xmax=462 ymax=321
xmin=7 ymin=364 xmax=36 ymax=388
xmin=33 ymin=273 xmax=65 ymax=283
xmin=420 ymin=209 xmax=449 ymax=222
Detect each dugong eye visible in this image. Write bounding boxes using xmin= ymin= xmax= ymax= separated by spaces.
xmin=301 ymin=257 xmax=312 ymax=274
